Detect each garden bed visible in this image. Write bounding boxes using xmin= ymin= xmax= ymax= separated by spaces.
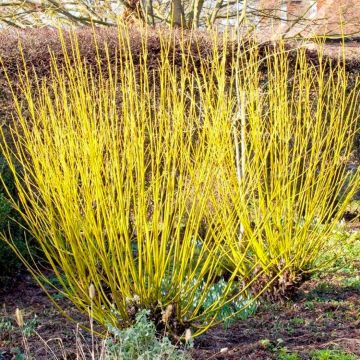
xmin=0 ymin=254 xmax=359 ymax=359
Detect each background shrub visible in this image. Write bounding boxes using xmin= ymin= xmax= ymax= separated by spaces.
xmin=0 ymin=155 xmax=32 ymax=288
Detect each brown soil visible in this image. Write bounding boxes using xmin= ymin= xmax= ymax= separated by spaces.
xmin=0 ymin=262 xmax=359 ymax=359
xmin=0 ymin=274 xmax=92 ymax=359
xmin=191 ymin=261 xmax=360 ymax=360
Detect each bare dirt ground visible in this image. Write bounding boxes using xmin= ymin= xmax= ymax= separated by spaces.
xmin=0 ymin=273 xmax=93 ymax=359
xmin=0 ymin=253 xmax=359 ymax=359
xmin=191 ymin=261 xmax=360 ymax=359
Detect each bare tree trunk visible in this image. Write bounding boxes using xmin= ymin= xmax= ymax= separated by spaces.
xmin=172 ymin=0 xmax=185 ymax=27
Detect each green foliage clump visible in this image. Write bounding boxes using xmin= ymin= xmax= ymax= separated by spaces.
xmin=0 ymin=312 xmax=38 ymax=342
xmin=0 ymin=155 xmax=30 ymax=287
xmin=105 ymin=310 xmax=191 ymax=360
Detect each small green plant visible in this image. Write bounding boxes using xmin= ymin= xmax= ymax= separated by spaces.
xmin=0 ymin=317 xmax=15 ymax=333
xmin=105 ymin=310 xmax=191 ymax=360
xmin=0 ymin=312 xmax=37 ymax=339
xmin=304 ymin=301 xmax=315 ymax=310
xmin=190 ymin=277 xmax=258 ymax=329
xmin=311 ymin=349 xmax=358 ymax=360
xmin=21 ymin=315 xmax=38 ymax=338
xmin=0 ymin=310 xmax=38 ymax=359
xmin=12 ymin=309 xmax=37 ymax=339
xmin=259 ymin=338 xmax=272 ymax=349
xmin=259 ymin=338 xmax=288 ymax=354
xmin=0 ymin=316 xmax=15 ymax=343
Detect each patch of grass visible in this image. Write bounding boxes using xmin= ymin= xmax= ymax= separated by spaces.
xmin=312 ymin=222 xmax=360 ymax=281
xmin=324 ymin=311 xmax=335 ymax=319
xmin=343 ymin=276 xmax=360 ymax=290
xmin=305 ymin=283 xmax=342 ymax=302
xmin=310 ymin=349 xmax=358 ymax=360
xmin=289 ymin=317 xmax=305 ymax=326
xmin=259 ymin=339 xmax=300 ymax=360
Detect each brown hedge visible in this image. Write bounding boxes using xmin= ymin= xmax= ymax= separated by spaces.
xmin=0 ymin=27 xmax=214 ymax=126
xmin=1 ymin=27 xmax=359 ymax=129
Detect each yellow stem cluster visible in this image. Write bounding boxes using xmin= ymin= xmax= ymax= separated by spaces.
xmin=1 ymin=27 xmax=359 ymax=336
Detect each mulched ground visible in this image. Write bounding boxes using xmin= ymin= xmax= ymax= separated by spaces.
xmin=0 ymin=261 xmax=359 ymax=359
